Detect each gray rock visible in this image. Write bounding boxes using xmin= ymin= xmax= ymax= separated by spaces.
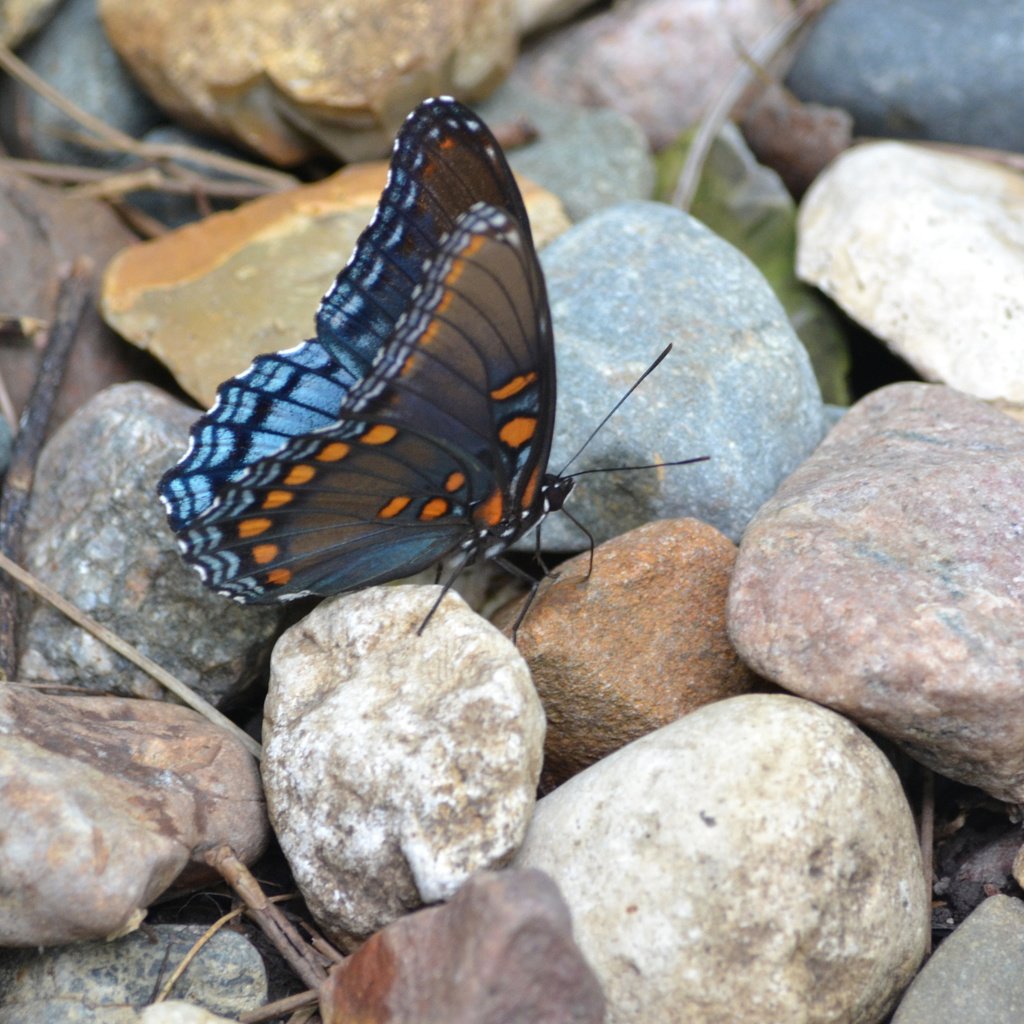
xmin=262 ymin=585 xmax=545 ymax=949
xmin=728 ymin=383 xmax=1024 ymax=801
xmin=787 ymin=0 xmax=1024 ymax=152
xmin=538 ymin=200 xmax=825 ymax=548
xmin=20 ymin=382 xmax=281 ymax=704
xmin=479 ymin=81 xmax=655 ymax=222
xmin=0 ymin=925 xmax=266 ymax=1022
xmin=893 ymin=895 xmax=1024 ymax=1024
xmin=0 ymin=0 xmax=163 ymax=165
xmin=514 ymin=694 xmax=928 ymax=1024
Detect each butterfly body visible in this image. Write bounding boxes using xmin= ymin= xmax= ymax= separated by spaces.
xmin=160 ymin=97 xmax=569 ymax=604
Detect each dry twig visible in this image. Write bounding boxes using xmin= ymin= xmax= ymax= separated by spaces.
xmin=0 ymin=259 xmax=92 ymax=678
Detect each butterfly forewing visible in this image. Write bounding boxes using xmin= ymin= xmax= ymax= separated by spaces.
xmin=160 ymin=96 xmax=560 ymax=604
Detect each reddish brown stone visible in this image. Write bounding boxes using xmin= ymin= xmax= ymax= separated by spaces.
xmin=320 ymin=870 xmax=604 ymax=1024
xmin=503 ymin=518 xmax=757 ymax=784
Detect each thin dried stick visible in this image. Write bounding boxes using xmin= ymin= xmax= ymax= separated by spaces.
xmin=919 ymin=768 xmax=935 ymax=955
xmin=0 ymin=548 xmax=262 ymax=757
xmin=239 ymin=990 xmax=319 ymax=1023
xmin=205 ymin=844 xmax=335 ymax=992
xmin=672 ymin=0 xmax=831 ymax=211
xmin=0 ymin=42 xmax=297 ymax=191
xmin=0 ymin=260 xmax=91 ymax=678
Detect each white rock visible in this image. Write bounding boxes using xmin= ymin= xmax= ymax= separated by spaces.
xmin=513 ymin=694 xmax=928 ymax=1024
xmin=797 ymin=141 xmax=1024 ymax=401
xmin=262 ymin=585 xmax=545 ymax=948
xmin=139 ymin=1002 xmax=236 ymax=1023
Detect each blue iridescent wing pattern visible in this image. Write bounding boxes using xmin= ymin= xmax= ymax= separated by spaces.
xmin=159 ymin=96 xmax=559 ymax=603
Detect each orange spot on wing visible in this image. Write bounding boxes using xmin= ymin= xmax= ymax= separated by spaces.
xmin=252 ymin=543 xmax=279 ymax=565
xmin=499 ymin=416 xmax=536 ymax=449
xmin=361 ymin=424 xmax=397 ymax=445
xmin=521 ymin=467 xmax=541 ymax=510
xmin=445 ymin=471 xmax=465 ymax=493
xmin=378 ymin=495 xmax=411 ymax=519
xmin=238 ymin=518 xmax=271 ymax=539
xmin=317 ymin=442 xmax=350 ymax=461
xmin=474 ymin=487 xmax=504 ymax=528
xmin=263 ymin=490 xmax=294 ymax=509
xmin=491 ymin=372 xmax=537 ymax=400
xmin=420 ymin=498 xmax=448 ymax=520
xmin=284 ymin=465 xmax=315 ymax=486
xmin=266 ymin=568 xmax=292 ymax=586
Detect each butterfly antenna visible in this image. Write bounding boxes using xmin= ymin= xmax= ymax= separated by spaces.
xmin=558 ymin=344 xmax=674 ymax=477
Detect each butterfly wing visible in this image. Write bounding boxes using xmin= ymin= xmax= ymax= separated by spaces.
xmin=160 ymin=97 xmax=556 ymax=603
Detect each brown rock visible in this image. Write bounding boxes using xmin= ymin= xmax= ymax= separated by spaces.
xmin=0 ymin=169 xmax=157 ymax=431
xmin=101 ymin=165 xmax=569 ymax=406
xmin=99 ymin=0 xmax=517 ymax=165
xmin=320 ymin=870 xmax=604 ymax=1024
xmin=504 ymin=518 xmax=757 ymax=784
xmin=728 ymin=382 xmax=1024 ymax=802
xmin=0 ymin=0 xmax=63 ymax=47
xmin=0 ymin=686 xmax=267 ymax=946
xmin=515 ymin=0 xmax=790 ymax=148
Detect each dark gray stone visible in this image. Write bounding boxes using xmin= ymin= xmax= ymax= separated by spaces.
xmin=787 ymin=0 xmax=1024 ymax=152
xmin=0 ymin=0 xmax=163 ymax=165
xmin=892 ymin=895 xmax=1024 ymax=1023
xmin=478 ymin=81 xmax=654 ymax=222
xmin=0 ymin=925 xmax=267 ymax=1022
xmin=536 ymin=200 xmax=825 ymax=549
xmin=19 ymin=382 xmax=282 ymax=704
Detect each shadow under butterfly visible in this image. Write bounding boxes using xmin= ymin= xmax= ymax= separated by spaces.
xmin=159 ymin=96 xmax=705 ymax=633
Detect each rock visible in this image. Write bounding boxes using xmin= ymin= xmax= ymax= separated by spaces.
xmin=516 ymin=0 xmax=596 ymax=34
xmin=514 ymin=694 xmax=928 ymax=1023
xmin=657 ymin=120 xmax=851 ymax=404
xmin=0 ymin=685 xmax=266 ymax=947
xmin=537 ymin=199 xmax=825 ymax=549
xmin=935 ymin=815 xmax=1022 ymax=925
xmin=728 ymin=383 xmax=1024 ymax=802
xmin=139 ymin=1004 xmax=239 ymax=1024
xmin=0 ymin=0 xmax=63 ymax=46
xmin=479 ymin=81 xmax=655 ymax=221
xmin=504 ymin=518 xmax=757 ymax=784
xmin=0 ymin=170 xmax=157 ymax=430
xmin=0 ymin=0 xmax=162 ymax=166
xmin=892 ymin=895 xmax=1024 ymax=1024
xmin=101 ymin=163 xmax=569 ymax=407
xmin=516 ymin=0 xmax=791 ymax=148
xmin=99 ymin=0 xmax=516 ymax=165
xmin=797 ymin=141 xmax=1024 ymax=402
xmin=787 ymin=0 xmax=1024 ymax=153
xmin=19 ymin=383 xmax=281 ymax=703
xmin=0 ymin=925 xmax=267 ymax=1020
xmin=262 ymin=586 xmax=545 ymax=948
xmin=739 ymin=80 xmax=854 ymax=198
xmin=320 ymin=870 xmax=604 ymax=1023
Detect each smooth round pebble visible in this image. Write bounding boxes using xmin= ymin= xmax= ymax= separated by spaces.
xmin=513 ymin=694 xmax=928 ymax=1024
xmin=262 ymin=585 xmax=545 ymax=948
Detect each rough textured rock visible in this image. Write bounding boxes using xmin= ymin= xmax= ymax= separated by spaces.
xmin=516 ymin=0 xmax=792 ymax=148
xmin=0 ymin=686 xmax=266 ymax=947
xmin=728 ymin=383 xmax=1024 ymax=802
xmin=320 ymin=870 xmax=604 ymax=1023
xmin=0 ymin=0 xmax=63 ymax=46
xmin=537 ymin=199 xmax=825 ymax=549
xmin=0 ymin=925 xmax=266 ymax=1021
xmin=102 ymin=164 xmax=568 ymax=406
xmin=262 ymin=586 xmax=545 ymax=948
xmin=892 ymin=896 xmax=1024 ymax=1024
xmin=504 ymin=518 xmax=757 ymax=784
xmin=788 ymin=0 xmax=1024 ymax=153
xmin=514 ymin=694 xmax=928 ymax=1024
xmin=797 ymin=141 xmax=1024 ymax=402
xmin=19 ymin=383 xmax=281 ymax=703
xmin=100 ymin=0 xmax=517 ymax=165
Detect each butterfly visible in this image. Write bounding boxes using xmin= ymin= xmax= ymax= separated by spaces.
xmin=159 ymin=96 xmax=574 ymax=611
